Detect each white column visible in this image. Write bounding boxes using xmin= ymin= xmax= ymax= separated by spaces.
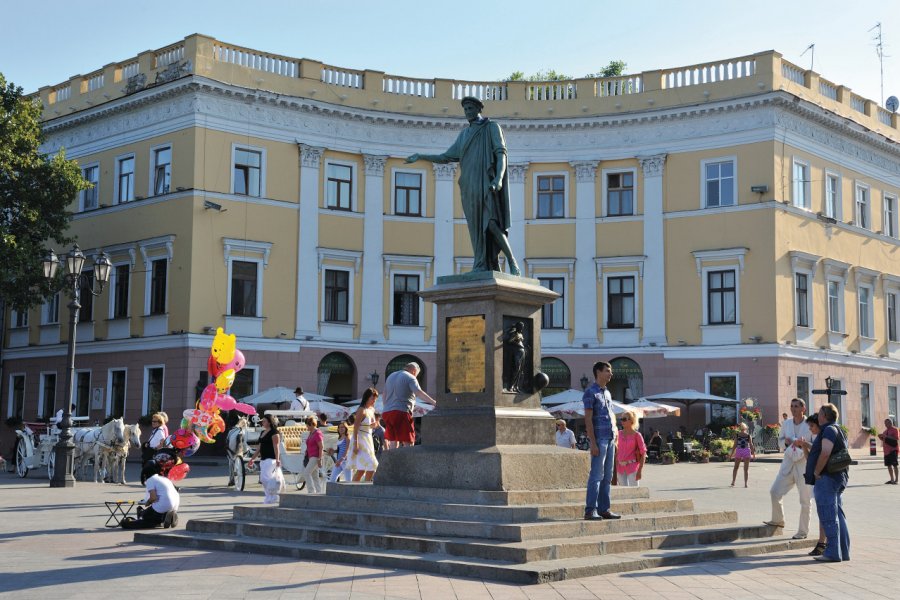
xmin=431 ymin=163 xmax=457 ymax=343
xmin=507 ymin=163 xmax=528 ymax=269
xmin=296 ymin=144 xmax=324 ymax=339
xmin=571 ymin=161 xmax=599 ymax=347
xmin=360 ymin=154 xmax=387 ymax=343
xmin=639 ymin=154 xmax=667 ymax=346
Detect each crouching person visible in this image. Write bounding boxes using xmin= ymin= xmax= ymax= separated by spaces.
xmin=121 ymin=462 xmax=180 ymax=529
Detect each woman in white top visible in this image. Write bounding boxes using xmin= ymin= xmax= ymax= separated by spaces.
xmin=142 ymin=412 xmax=168 ymax=464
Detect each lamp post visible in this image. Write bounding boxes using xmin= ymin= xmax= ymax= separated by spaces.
xmin=580 ymin=374 xmax=589 ymax=390
xmin=44 ymin=244 xmax=111 ymax=488
xmin=369 ymin=370 xmax=380 ymax=387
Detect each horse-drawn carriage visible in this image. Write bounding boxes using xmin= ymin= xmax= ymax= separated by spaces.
xmin=226 ymin=410 xmax=337 ymax=491
xmin=13 ymin=420 xmax=76 ymax=478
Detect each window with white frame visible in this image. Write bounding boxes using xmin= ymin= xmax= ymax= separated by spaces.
xmin=830 ymin=379 xmax=843 ymax=422
xmin=606 ymin=172 xmax=634 ymax=216
xmin=707 ymin=270 xmax=736 ymax=325
xmin=231 ymin=366 xmax=257 ymax=400
xmin=80 ymin=273 xmax=94 ymax=321
xmin=144 ymin=366 xmax=164 ymax=414
xmin=39 ymin=372 xmax=56 ymax=418
xmin=233 ymin=146 xmax=263 ymax=197
xmin=607 ymin=276 xmax=635 ymax=328
xmin=324 ymin=269 xmax=350 ymax=322
xmin=152 ymin=146 xmax=171 ymax=195
xmin=326 ymin=163 xmax=353 ymax=210
xmin=230 ymin=260 xmax=259 ymax=317
xmin=855 ymin=183 xmax=870 ymax=228
xmin=888 ymin=386 xmax=898 ymax=421
xmin=796 ymin=376 xmax=810 ymax=410
xmin=888 ymin=291 xmax=898 ymax=342
xmin=828 ymin=280 xmax=843 ymax=332
xmin=75 ymin=371 xmax=90 ymax=417
xmin=112 ymin=264 xmax=130 ymax=319
xmin=884 ymin=195 xmax=897 ymax=237
xmin=12 ymin=308 xmax=27 ymax=328
xmin=536 ymin=175 xmax=565 ymax=218
xmin=42 ymin=292 xmax=60 ymax=325
xmin=792 ymin=159 xmax=811 ymax=209
xmin=860 ymin=382 xmax=871 ymax=428
xmin=393 ymin=274 xmax=420 ymax=326
xmin=81 ymin=164 xmax=99 ymax=210
xmin=538 ymin=277 xmax=565 ymax=329
xmin=394 ymin=172 xmax=422 ymax=216
xmin=707 ymin=373 xmax=738 ymax=423
xmin=108 ymin=369 xmax=126 ymax=418
xmin=824 ymin=172 xmax=840 ymax=219
xmin=796 ymin=273 xmax=809 ymax=327
xmin=9 ymin=374 xmax=25 ymax=419
xmin=149 ymin=258 xmax=167 ymax=315
xmin=858 ymin=284 xmax=873 ymax=338
xmin=116 ymin=155 xmax=135 ymax=203
xmin=703 ymin=158 xmax=735 ymax=208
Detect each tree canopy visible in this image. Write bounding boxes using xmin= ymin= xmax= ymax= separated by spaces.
xmin=504 ymin=60 xmax=627 ymax=82
xmin=0 ymin=73 xmax=83 ymax=312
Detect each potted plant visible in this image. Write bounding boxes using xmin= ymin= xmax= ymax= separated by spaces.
xmin=868 ymin=426 xmax=878 ymax=456
xmin=710 ymin=438 xmax=734 ymax=461
xmin=697 ymin=449 xmax=711 ymax=463
xmin=660 ymin=450 xmax=677 ymax=465
xmin=764 ymin=423 xmax=781 ymax=437
xmin=740 ymin=406 xmax=761 ymax=421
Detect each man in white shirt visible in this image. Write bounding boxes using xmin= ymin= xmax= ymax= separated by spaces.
xmin=121 ymin=463 xmax=180 ymax=529
xmin=290 ymin=387 xmax=310 ymax=412
xmin=555 ymin=419 xmax=576 ymax=449
xmin=765 ymin=397 xmax=814 ymax=539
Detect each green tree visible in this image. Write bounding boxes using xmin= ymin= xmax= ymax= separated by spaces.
xmin=0 ymin=73 xmax=83 ymax=313
xmin=503 ymin=69 xmax=573 ymax=82
xmin=585 ymin=60 xmax=628 ymax=79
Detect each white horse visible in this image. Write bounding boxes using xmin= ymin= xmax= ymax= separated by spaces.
xmin=103 ymin=423 xmax=141 ymax=484
xmin=72 ymin=418 xmax=126 ymax=482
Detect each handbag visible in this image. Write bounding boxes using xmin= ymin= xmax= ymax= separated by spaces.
xmin=825 ymin=425 xmax=851 ymax=474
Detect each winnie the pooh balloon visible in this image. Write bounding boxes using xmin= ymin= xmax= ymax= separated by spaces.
xmin=210 ymin=327 xmax=236 ymax=365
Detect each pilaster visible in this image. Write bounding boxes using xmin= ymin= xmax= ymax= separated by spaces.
xmin=570 ymin=160 xmax=599 ymax=347
xmin=360 ymin=154 xmax=388 ymax=342
xmin=431 ymin=163 xmax=458 ymax=343
xmin=638 ymin=154 xmax=667 ymax=346
xmin=296 ymin=144 xmax=324 ymax=339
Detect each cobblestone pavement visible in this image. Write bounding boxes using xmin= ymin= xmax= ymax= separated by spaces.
xmin=1 ymin=449 xmax=897 ymax=599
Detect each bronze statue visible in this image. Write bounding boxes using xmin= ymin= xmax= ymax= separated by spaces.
xmin=503 ymin=321 xmax=527 ymax=392
xmin=407 ymin=97 xmax=520 ymax=275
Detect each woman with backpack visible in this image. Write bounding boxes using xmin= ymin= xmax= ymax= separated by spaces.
xmin=805 ymin=403 xmax=850 ymax=562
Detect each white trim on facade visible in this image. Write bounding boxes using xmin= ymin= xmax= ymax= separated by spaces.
xmin=113 ymin=152 xmax=136 ymax=204
xmin=143 ymin=364 xmax=165 ymax=414
xmin=106 ymin=367 xmax=128 ymax=417
xmin=389 ymin=167 xmax=428 ymax=217
xmin=700 ymin=155 xmax=737 ymax=209
xmin=789 ymin=250 xmax=820 ymax=347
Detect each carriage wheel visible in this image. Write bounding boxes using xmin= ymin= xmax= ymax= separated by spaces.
xmin=321 ymin=454 xmax=335 ymax=482
xmin=15 ymin=441 xmax=29 ymax=478
xmin=47 ymin=450 xmax=56 ymax=480
xmin=232 ymin=456 xmax=246 ymax=492
xmin=293 ymin=469 xmax=306 ymax=491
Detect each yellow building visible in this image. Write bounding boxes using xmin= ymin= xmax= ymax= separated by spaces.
xmin=3 ymin=34 xmax=899 ymax=449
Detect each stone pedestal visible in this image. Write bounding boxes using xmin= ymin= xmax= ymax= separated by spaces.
xmin=374 ymin=272 xmax=589 ymax=490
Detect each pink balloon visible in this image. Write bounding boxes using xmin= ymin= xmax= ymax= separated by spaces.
xmin=167 ymin=462 xmax=190 ymax=482
xmin=199 ymin=384 xmax=218 ymax=410
xmin=214 ymin=394 xmax=256 ymax=415
xmin=222 ymin=349 xmax=245 ymax=374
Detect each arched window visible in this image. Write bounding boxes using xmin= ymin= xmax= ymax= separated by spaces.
xmin=540 ymin=357 xmax=571 ymax=397
xmin=609 ymin=356 xmax=643 ymax=401
xmin=385 ymin=354 xmax=426 ymax=387
xmin=317 ymin=352 xmax=356 ymax=402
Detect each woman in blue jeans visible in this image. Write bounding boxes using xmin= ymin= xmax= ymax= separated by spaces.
xmin=805 ymin=402 xmax=850 ymax=562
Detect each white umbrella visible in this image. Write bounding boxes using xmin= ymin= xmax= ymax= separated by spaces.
xmin=345 ymin=398 xmax=435 ymax=417
xmin=303 ymin=392 xmax=333 ymax=402
xmin=540 ymin=388 xmax=586 ymax=407
xmin=238 ymin=386 xmax=295 ymax=406
xmin=629 ymin=399 xmax=681 ymax=418
xmin=550 ymin=399 xmax=635 ymax=418
xmin=307 ymin=400 xmax=350 ymax=421
xmin=641 ymin=389 xmax=739 ymax=426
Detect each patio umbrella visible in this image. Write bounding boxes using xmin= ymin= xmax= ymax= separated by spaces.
xmin=641 ymin=389 xmax=739 ymax=427
xmin=628 ymin=399 xmax=681 ymax=418
xmin=307 ymin=400 xmax=350 ymax=421
xmin=345 ymin=398 xmax=435 ymax=417
xmin=540 ymin=388 xmax=586 ymax=407
xmin=238 ymin=386 xmax=296 ymax=406
xmin=549 ymin=399 xmax=635 ymax=419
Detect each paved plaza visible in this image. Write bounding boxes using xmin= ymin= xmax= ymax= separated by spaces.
xmin=1 ymin=450 xmax=897 ymax=599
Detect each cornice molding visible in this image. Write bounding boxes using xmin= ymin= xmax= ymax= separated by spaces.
xmin=432 ymin=163 xmax=458 ymax=181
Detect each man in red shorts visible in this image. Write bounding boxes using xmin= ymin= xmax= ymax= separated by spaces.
xmin=382 ymin=362 xmax=436 ymax=450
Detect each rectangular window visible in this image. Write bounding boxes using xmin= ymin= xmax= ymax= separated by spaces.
xmin=324 ymin=269 xmax=349 ymax=322
xmin=10 ymin=374 xmax=25 ymax=419
xmin=394 ymin=172 xmax=422 ymax=216
xmin=80 ymin=273 xmax=94 ymax=322
xmin=831 ymin=380 xmax=843 ymax=423
xmin=607 ymin=172 xmax=634 ymax=216
xmin=146 ymin=367 xmax=164 ymax=414
xmin=888 ymin=292 xmax=898 ymax=342
xmin=537 ymin=175 xmax=565 ymax=218
xmin=793 ymin=161 xmax=810 ymax=208
xmin=326 ymin=163 xmax=353 ymax=210
xmin=607 ymin=276 xmax=635 ymax=328
xmin=855 ymin=185 xmax=869 ymax=228
xmin=13 ymin=309 xmax=28 ymax=328
xmin=708 ymin=374 xmax=738 ymax=422
xmin=707 ymin=270 xmax=736 ymax=324
xmin=825 ymin=174 xmax=839 ymax=218
xmin=828 ymin=280 xmax=842 ymax=332
xmin=109 ymin=369 xmax=126 ymax=418
xmin=884 ymin=195 xmax=896 ymax=237
xmin=113 ymin=264 xmax=129 ymax=319
xmin=231 ymin=367 xmax=256 ymax=400
xmin=859 ymin=286 xmax=872 ymax=338
xmin=75 ymin=371 xmax=91 ymax=417
xmin=149 ymin=259 xmax=167 ymax=315
xmin=889 ymin=386 xmax=898 ymax=422
xmin=538 ymin=277 xmax=565 ymax=329
xmin=40 ymin=373 xmax=57 ymax=418
xmin=796 ymin=273 xmax=809 ymax=327
xmin=230 ymin=260 xmax=258 ymax=317
xmin=233 ymin=147 xmax=262 ymax=197
xmin=44 ymin=293 xmax=60 ymax=325
xmin=705 ymin=160 xmax=735 ymax=208
xmin=860 ymin=382 xmax=871 ymax=428
xmin=392 ymin=274 xmax=420 ymax=326
xmin=82 ymin=165 xmax=99 ymax=210
xmin=796 ymin=376 xmax=810 ymax=409
xmin=117 ymin=156 xmax=134 ymax=203
xmin=152 ymin=147 xmax=171 ymax=195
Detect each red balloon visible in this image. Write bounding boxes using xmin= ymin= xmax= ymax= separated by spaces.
xmin=167 ymin=462 xmax=190 ymax=482
xmin=207 ymin=355 xmax=223 ymax=378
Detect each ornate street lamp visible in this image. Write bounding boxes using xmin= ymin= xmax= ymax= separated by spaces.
xmin=580 ymin=374 xmax=590 ymax=390
xmin=44 ymin=244 xmax=111 ymax=488
xmin=369 ymin=370 xmax=380 ymax=387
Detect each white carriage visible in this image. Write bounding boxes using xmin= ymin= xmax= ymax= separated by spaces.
xmin=13 ymin=418 xmax=88 ymax=479
xmin=226 ymin=410 xmax=338 ymax=492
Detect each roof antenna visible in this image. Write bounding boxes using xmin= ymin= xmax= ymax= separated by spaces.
xmin=869 ymin=22 xmax=886 ymax=105
xmin=800 ymin=43 xmax=815 ymax=72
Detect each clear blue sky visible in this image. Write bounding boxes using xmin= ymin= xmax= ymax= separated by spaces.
xmin=3 ymin=0 xmax=898 ymax=107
